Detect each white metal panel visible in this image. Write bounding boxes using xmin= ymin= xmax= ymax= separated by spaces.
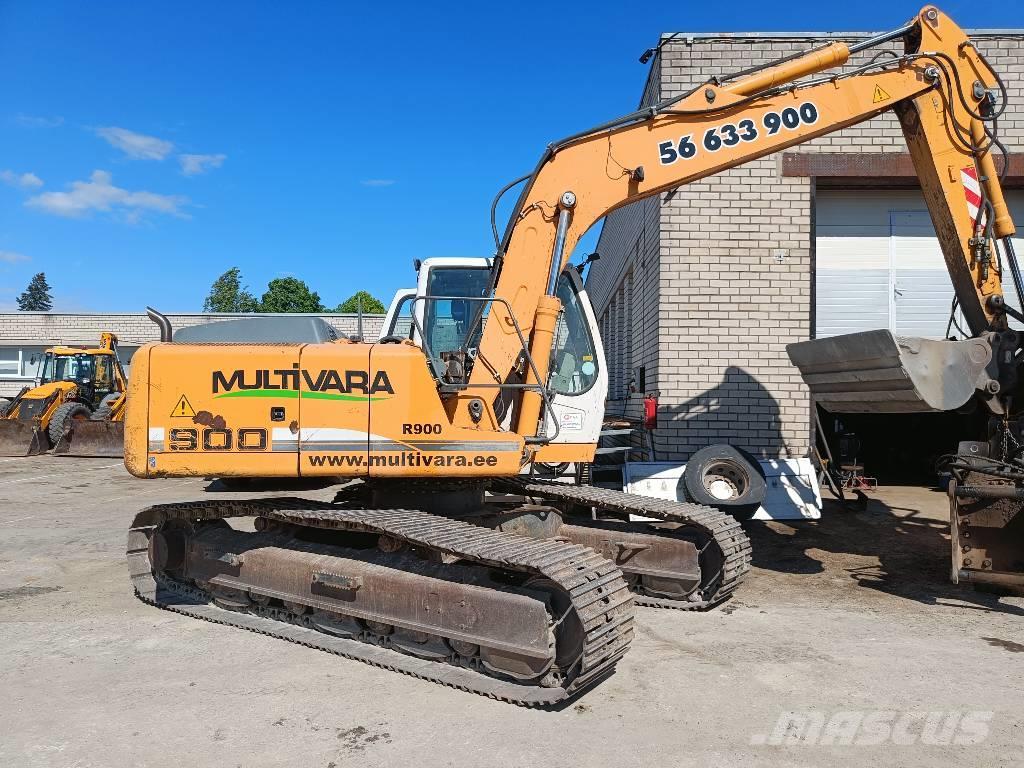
xmin=815 ymin=268 xmax=889 ymax=337
xmin=890 ymin=211 xmax=954 ymax=339
xmin=815 ymin=191 xmax=899 ymax=339
xmin=622 ymin=459 xmax=822 ymax=520
xmin=816 ymin=191 xmax=1024 ymax=339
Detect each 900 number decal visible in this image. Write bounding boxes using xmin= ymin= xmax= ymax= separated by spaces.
xmin=169 ymin=427 xmax=268 ymax=451
xmin=658 ymin=102 xmax=819 ymax=165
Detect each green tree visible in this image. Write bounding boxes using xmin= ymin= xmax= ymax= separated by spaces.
xmin=16 ymin=272 xmax=53 ymax=311
xmin=259 ymin=277 xmax=324 ymax=313
xmin=203 ymin=267 xmax=259 ymax=312
xmin=335 ymin=290 xmax=386 ymax=314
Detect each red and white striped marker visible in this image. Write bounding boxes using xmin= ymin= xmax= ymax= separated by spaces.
xmin=962 ymin=165 xmax=983 ymax=223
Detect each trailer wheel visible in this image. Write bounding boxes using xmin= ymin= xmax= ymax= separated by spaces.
xmin=683 ymin=444 xmax=766 ymax=521
xmin=47 ymin=402 xmax=92 ymax=447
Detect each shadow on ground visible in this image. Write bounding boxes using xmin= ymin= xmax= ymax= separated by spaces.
xmin=744 ymin=487 xmax=1024 ymax=616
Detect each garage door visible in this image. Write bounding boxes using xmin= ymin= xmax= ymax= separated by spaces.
xmin=816 ymin=190 xmax=1024 ymax=339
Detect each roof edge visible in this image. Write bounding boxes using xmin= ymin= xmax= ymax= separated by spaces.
xmin=659 ymin=29 xmax=1024 ymax=40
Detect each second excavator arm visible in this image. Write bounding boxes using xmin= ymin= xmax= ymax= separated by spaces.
xmin=461 ymin=6 xmax=1014 ymax=440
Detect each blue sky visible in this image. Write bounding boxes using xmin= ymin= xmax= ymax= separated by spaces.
xmin=1 ymin=1 xmax=1021 ymax=312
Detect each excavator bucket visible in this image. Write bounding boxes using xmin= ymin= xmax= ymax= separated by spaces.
xmin=786 ymin=330 xmax=993 ymax=414
xmin=0 ymin=421 xmax=48 ymax=456
xmin=53 ymin=420 xmax=124 ymax=458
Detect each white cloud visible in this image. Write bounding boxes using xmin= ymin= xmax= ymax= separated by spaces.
xmin=179 ymin=153 xmax=226 ymax=176
xmin=25 ymin=170 xmax=189 ymax=221
xmin=15 ymin=113 xmax=63 ymax=128
xmin=95 ymin=126 xmax=174 ymax=160
xmin=360 ymin=179 xmax=396 ymax=187
xmin=0 ymin=250 xmax=30 ymax=264
xmin=0 ymin=170 xmax=43 ymax=189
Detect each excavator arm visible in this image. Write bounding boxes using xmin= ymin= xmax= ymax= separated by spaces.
xmin=464 ymin=6 xmax=1014 ymax=439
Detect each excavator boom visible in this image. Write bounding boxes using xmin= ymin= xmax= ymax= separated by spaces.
xmin=465 ymin=6 xmax=1012 ymax=440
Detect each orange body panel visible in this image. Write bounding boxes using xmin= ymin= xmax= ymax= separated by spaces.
xmin=125 ymin=341 xmax=524 ymax=479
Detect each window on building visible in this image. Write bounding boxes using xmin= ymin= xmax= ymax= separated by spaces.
xmin=0 ymin=346 xmax=47 ymax=379
xmin=623 ymin=270 xmax=634 ymax=395
xmin=0 ymin=351 xmax=18 ymax=376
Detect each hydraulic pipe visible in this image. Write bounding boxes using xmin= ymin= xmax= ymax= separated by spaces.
xmin=725 ymin=42 xmax=850 ymax=97
xmin=971 ymin=119 xmax=1016 ymax=239
xmin=517 ymin=192 xmax=576 ymax=440
xmin=846 ymin=23 xmax=915 ymax=55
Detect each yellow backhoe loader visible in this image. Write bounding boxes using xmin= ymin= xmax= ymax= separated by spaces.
xmin=124 ymin=7 xmax=1018 ymax=704
xmin=0 ymin=332 xmax=127 ymax=457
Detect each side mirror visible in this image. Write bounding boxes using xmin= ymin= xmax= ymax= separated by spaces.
xmin=29 ymin=355 xmax=38 ymax=365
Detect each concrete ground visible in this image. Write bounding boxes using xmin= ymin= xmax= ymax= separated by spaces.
xmin=0 ymin=457 xmax=1022 ymax=768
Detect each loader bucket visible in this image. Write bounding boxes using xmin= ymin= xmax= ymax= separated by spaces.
xmin=0 ymin=421 xmax=48 ymax=456
xmin=786 ymin=330 xmax=992 ymax=414
xmin=53 ymin=420 xmax=124 ymax=458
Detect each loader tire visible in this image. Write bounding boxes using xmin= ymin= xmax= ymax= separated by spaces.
xmin=48 ymin=402 xmax=92 ymax=447
xmin=683 ymin=444 xmax=766 ymax=521
xmin=92 ymin=394 xmax=121 ymax=421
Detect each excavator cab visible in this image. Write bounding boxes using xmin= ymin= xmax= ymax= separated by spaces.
xmin=381 ymin=257 xmax=609 ymax=451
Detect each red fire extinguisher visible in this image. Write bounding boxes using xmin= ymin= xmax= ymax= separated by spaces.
xmin=642 ymin=394 xmax=658 ymax=431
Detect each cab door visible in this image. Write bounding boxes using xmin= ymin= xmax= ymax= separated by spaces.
xmin=540 ymin=269 xmax=608 ymax=447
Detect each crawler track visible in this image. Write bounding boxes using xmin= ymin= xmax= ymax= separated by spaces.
xmin=493 ymin=478 xmax=753 ymax=610
xmin=128 ymin=497 xmax=634 ymax=706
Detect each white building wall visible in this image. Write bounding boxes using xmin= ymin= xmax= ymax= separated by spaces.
xmin=0 ymin=312 xmax=384 ymax=396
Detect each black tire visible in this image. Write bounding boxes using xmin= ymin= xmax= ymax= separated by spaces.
xmin=683 ymin=444 xmax=766 ymax=521
xmin=732 ymin=445 xmax=766 ymax=479
xmin=47 ymin=402 xmax=92 ymax=447
xmin=92 ymin=393 xmax=121 ymax=421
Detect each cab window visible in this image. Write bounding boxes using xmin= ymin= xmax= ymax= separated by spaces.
xmin=386 ymin=294 xmax=415 ymax=339
xmin=424 ymin=267 xmax=491 ymax=359
xmin=549 ymin=273 xmax=599 ymax=395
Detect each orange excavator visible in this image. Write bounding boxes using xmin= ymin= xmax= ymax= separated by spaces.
xmin=125 ymin=7 xmax=1017 ymax=704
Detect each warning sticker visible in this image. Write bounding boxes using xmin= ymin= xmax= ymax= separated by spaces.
xmin=171 ymin=394 xmax=196 ymax=418
xmin=872 ymin=84 xmax=891 ymax=104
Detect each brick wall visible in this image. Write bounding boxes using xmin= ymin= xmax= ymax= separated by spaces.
xmin=587 ymin=56 xmax=663 ymax=421
xmin=591 ymin=31 xmax=1024 ymax=461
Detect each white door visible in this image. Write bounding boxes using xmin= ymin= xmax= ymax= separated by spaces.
xmin=816 ymin=191 xmax=1024 ymax=339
